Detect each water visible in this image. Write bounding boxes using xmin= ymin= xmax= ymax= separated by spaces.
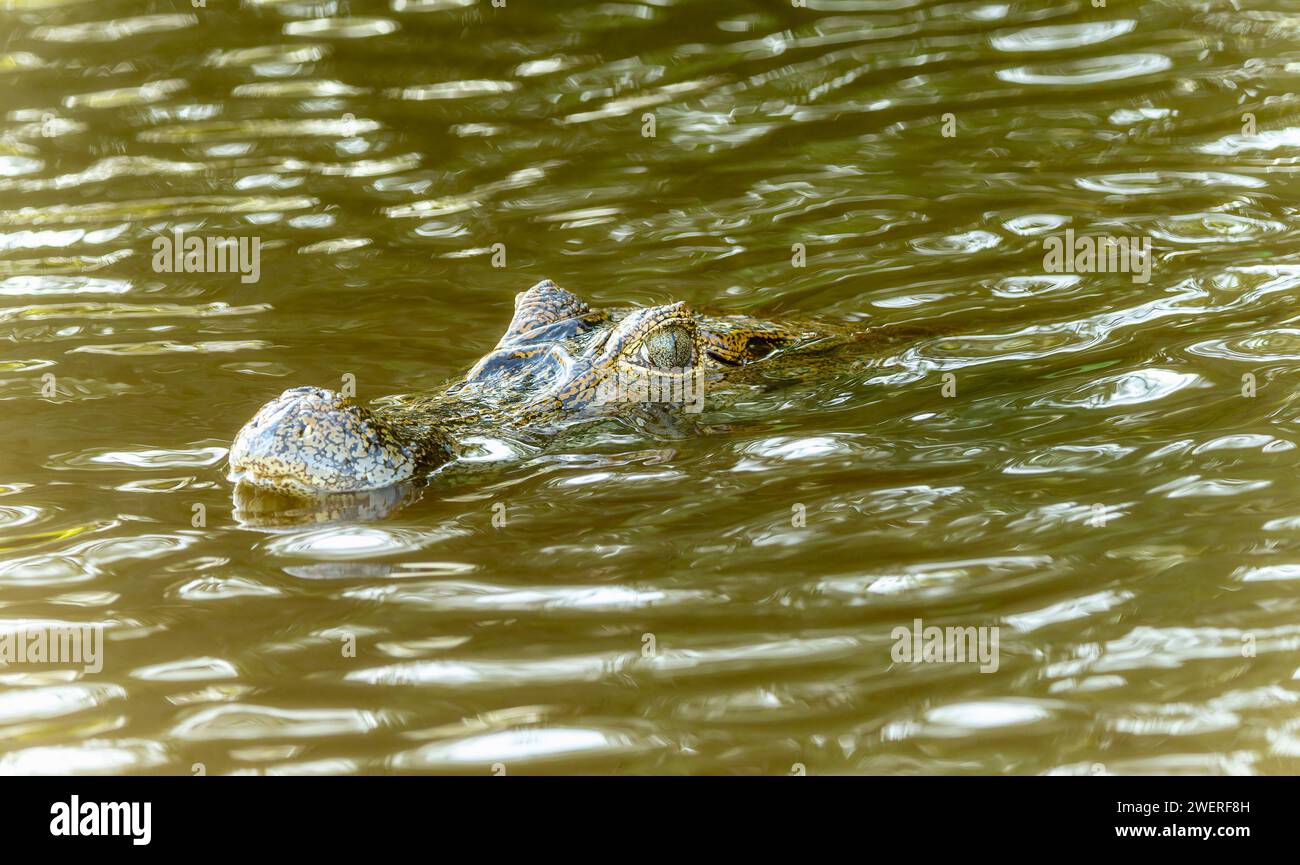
xmin=2 ymin=0 xmax=1300 ymax=774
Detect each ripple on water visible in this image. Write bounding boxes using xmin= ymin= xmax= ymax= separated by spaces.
xmin=31 ymin=13 xmax=197 ymax=43
xmin=1149 ymin=475 xmax=1271 ymax=499
xmin=990 ymin=20 xmax=1137 ymax=52
xmin=0 ymin=555 xmax=97 ymax=588
xmin=997 ymin=53 xmax=1171 ymax=86
xmin=1044 ymin=626 xmax=1300 ymax=678
xmin=1267 ymin=720 xmax=1300 ymax=759
xmin=1003 ymin=443 xmax=1135 ymax=475
xmin=1006 ymin=501 xmax=1133 ymax=533
xmin=0 ymin=504 xmax=44 ymax=529
xmin=340 ymin=580 xmax=724 ymax=613
xmin=170 ymin=704 xmax=387 ymax=741
xmin=388 ymin=81 xmax=520 ymax=100
xmin=1199 ymin=127 xmax=1300 ymax=156
xmin=71 ymin=340 xmax=270 ymax=356
xmin=886 ymin=699 xmax=1070 ymax=740
xmin=347 ymin=653 xmax=613 ymax=688
xmin=1001 ymin=213 xmax=1069 ymax=235
xmin=0 ymin=51 xmax=47 ymax=74
xmin=0 ymin=275 xmax=132 ymax=295
xmin=1149 ymin=212 xmax=1286 ymax=244
xmin=0 ymin=683 xmax=125 ymax=726
xmin=1233 ymin=564 xmax=1300 ymax=582
xmin=266 ymin=525 xmax=457 ymax=560
xmin=915 ymin=326 xmax=1101 ymax=367
xmin=232 ymin=79 xmax=369 ymax=99
xmin=908 ymin=230 xmax=1002 ymax=255
xmin=390 ymin=726 xmax=664 ymax=770
xmin=1187 ymin=329 xmax=1300 ymax=362
xmin=51 ymin=446 xmax=226 ymax=470
xmin=0 ymin=155 xmax=44 ymax=177
xmin=76 ymin=534 xmax=197 ymax=566
xmin=203 ymin=43 xmax=331 ymax=68
xmin=1076 ymin=171 xmax=1266 ymax=195
xmin=63 ymin=79 xmax=188 ymax=110
xmin=804 ymin=556 xmax=1055 ymax=603
xmin=282 ymin=561 xmax=475 ymax=580
xmin=989 ymin=274 xmax=1082 ymax=298
xmin=1048 ymin=754 xmax=1256 ymax=776
xmin=1107 ymin=705 xmax=1241 ymax=737
xmin=130 ymin=657 xmax=240 ymax=681
xmin=0 ymin=740 xmax=169 ymax=776
xmin=391 ymin=0 xmax=477 ymax=12
xmin=735 ymin=434 xmax=865 ymax=466
xmin=348 ymin=635 xmax=864 ymax=689
xmin=298 ymin=237 xmax=372 ymax=255
xmin=139 ymin=119 xmax=380 ymax=144
xmin=1191 ymin=434 xmax=1291 ymax=454
xmin=1004 ymin=589 xmax=1135 ymax=632
xmin=2 ymin=534 xmax=192 ymax=588
xmin=668 ymin=682 xmax=854 ymax=724
xmin=1036 ymin=369 xmax=1204 ymax=409
xmin=0 ymin=157 xmax=205 ymax=195
xmin=231 ymin=758 xmax=363 ymax=776
xmin=166 ymin=575 xmax=283 ymax=601
xmin=283 ymin=18 xmax=400 ymax=38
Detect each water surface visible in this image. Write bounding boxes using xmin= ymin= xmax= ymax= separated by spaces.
xmin=2 ymin=0 xmax=1300 ymax=774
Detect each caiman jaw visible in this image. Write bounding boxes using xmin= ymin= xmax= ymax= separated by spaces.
xmin=228 ymin=386 xmax=421 ymax=494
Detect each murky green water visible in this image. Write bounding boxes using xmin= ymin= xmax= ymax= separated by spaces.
xmin=3 ymin=0 xmax=1300 ymax=774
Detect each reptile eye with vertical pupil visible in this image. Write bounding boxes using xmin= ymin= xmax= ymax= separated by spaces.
xmin=639 ymin=325 xmax=693 ymax=369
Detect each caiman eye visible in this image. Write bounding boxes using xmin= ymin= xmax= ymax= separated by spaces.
xmin=637 ymin=325 xmax=694 ymax=369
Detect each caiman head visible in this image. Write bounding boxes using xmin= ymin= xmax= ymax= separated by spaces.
xmin=228 ymin=281 xmax=723 ymax=496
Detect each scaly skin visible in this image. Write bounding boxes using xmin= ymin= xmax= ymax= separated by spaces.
xmin=228 ymin=279 xmax=815 ymax=495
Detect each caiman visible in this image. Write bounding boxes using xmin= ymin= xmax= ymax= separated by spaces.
xmin=228 ymin=279 xmax=918 ymax=521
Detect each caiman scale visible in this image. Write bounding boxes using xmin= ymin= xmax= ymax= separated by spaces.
xmin=229 ymin=279 xmax=864 ymax=498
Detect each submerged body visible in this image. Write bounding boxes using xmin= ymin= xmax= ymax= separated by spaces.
xmin=229 ymin=280 xmax=825 ymax=497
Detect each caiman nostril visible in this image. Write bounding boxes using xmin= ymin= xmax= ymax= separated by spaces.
xmin=229 ymin=386 xmax=422 ymax=494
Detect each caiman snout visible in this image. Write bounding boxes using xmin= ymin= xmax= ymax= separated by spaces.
xmin=228 ymin=386 xmax=418 ymax=494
